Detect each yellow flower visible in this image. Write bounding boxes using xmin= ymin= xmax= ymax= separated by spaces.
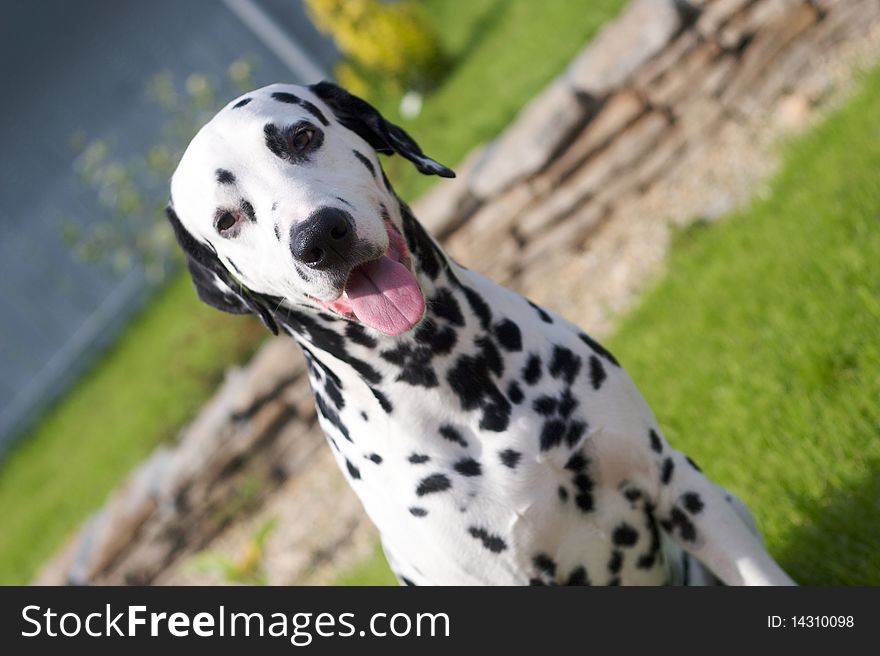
xmin=305 ymin=0 xmax=446 ymax=95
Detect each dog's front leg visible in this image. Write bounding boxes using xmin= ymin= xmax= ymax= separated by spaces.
xmin=651 ymin=447 xmax=796 ymax=586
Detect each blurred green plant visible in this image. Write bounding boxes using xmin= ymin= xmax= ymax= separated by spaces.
xmin=305 ymin=0 xmax=447 ymax=99
xmin=187 ymin=517 xmax=278 ymax=585
xmin=63 ymin=59 xmax=257 ymax=280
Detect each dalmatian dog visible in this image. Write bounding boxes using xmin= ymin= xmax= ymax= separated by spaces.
xmin=167 ymin=82 xmax=795 ymax=586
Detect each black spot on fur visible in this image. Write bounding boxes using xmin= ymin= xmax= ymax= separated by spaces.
xmin=475 ymin=336 xmax=503 ymax=377
xmin=522 ymin=354 xmax=543 ymax=385
xmin=613 ymin=523 xmax=640 ymax=547
xmin=232 ymin=97 xmax=252 ymax=109
xmin=454 ymin=458 xmax=482 ymax=477
xmin=286 ymin=309 xmax=382 ymax=385
xmin=637 ymin=552 xmax=658 ymax=570
xmin=533 ymin=553 xmax=557 ymax=577
xmin=415 ymin=320 xmax=457 ymax=355
xmin=346 ymin=355 xmax=382 ymax=386
xmin=345 ymin=459 xmax=361 ymax=480
xmin=323 ymin=375 xmax=345 ymax=410
xmin=558 ymin=486 xmax=569 ymax=502
xmin=439 ymin=424 xmax=468 ymax=448
xmin=665 ymin=506 xmax=698 ymax=542
xmin=216 ymin=168 xmax=235 ymax=184
xmin=661 ymin=457 xmax=675 ymax=485
xmin=370 ymin=386 xmax=393 ymax=413
xmin=637 ymin=502 xmax=662 ymax=570
xmin=533 ymin=395 xmax=557 ymax=416
xmin=565 ymin=566 xmax=590 ymax=586
xmin=565 ymin=452 xmax=588 ymax=472
xmin=578 ymin=332 xmax=620 ymax=367
xmin=314 ymin=393 xmax=351 ymax=442
xmin=401 ymin=205 xmax=443 ymax=280
xmin=557 ymin=388 xmax=578 ymax=418
xmin=353 ymin=149 xmax=376 ymax=176
xmin=608 ymin=550 xmax=624 ymax=574
xmin=446 ymin=354 xmax=511 ymax=433
xmin=462 ymin=287 xmax=492 ymax=331
xmin=493 ymin=319 xmax=522 ymax=352
xmin=588 ymin=355 xmax=607 ymax=390
xmin=409 ymin=507 xmax=428 ymax=517
xmin=573 ymin=473 xmax=593 ymax=494
xmin=429 ymin=288 xmax=464 ymax=326
xmin=416 ymin=473 xmax=451 ymax=496
xmin=575 ymin=492 xmax=594 ymax=513
xmin=636 ymin=552 xmax=657 ymax=569
xmin=400 ymin=576 xmax=417 ymax=586
xmin=528 ymin=299 xmax=553 ymax=323
xmin=549 ymin=346 xmax=582 ymax=385
xmin=367 ymin=453 xmax=383 ymax=464
xmin=507 ymin=381 xmax=524 ymax=404
xmin=274 ymin=224 xmax=281 ymax=240
xmin=346 ymin=323 xmax=378 ymax=348
xmin=499 ymin=449 xmax=521 ymax=469
xmin=467 ymin=526 xmax=507 ymax=553
xmin=682 ymin=492 xmax=704 ymax=514
xmin=624 ymin=488 xmax=642 ymax=503
xmin=408 ymin=453 xmax=430 ymax=464
xmin=270 ymin=91 xmax=329 ymax=125
xmin=479 ymin=403 xmax=511 ymax=432
xmin=565 ymin=421 xmax=587 ymax=448
xmin=381 ymin=343 xmax=439 ymax=388
xmin=649 ymin=429 xmax=663 ymax=453
xmin=539 ymin=419 xmax=567 ymax=451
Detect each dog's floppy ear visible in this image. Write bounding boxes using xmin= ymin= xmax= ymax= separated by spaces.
xmin=166 ymin=206 xmax=279 ymax=335
xmin=310 ymin=80 xmax=455 ymax=179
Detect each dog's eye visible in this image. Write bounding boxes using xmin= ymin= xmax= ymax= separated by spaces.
xmin=292 ymin=128 xmax=314 ymax=151
xmin=215 ymin=211 xmax=237 ymax=234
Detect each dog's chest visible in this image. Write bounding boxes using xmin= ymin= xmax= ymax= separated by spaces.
xmin=294 ymin=270 xmax=669 ymax=585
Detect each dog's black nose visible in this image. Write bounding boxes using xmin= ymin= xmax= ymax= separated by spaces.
xmin=290 ymin=207 xmax=354 ymax=270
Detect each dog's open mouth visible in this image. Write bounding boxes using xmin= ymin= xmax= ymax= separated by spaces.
xmin=312 ymin=220 xmax=425 ymax=336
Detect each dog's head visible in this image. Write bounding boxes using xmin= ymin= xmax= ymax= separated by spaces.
xmin=167 ymin=82 xmax=453 ymax=337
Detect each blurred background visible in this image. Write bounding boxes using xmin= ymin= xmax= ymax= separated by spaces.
xmin=1 ymin=0 xmax=878 ymax=586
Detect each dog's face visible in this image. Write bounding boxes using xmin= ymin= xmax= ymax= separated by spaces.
xmin=168 ymin=82 xmax=453 ymax=336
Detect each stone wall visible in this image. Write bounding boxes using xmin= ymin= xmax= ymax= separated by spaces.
xmin=37 ymin=0 xmax=880 ymax=585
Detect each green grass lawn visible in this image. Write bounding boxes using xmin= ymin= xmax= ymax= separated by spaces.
xmin=337 ymin=66 xmax=880 ymax=586
xmin=0 ymin=0 xmax=627 ymax=584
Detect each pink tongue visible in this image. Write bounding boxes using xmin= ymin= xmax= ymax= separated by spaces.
xmin=346 ymin=256 xmax=425 ymax=336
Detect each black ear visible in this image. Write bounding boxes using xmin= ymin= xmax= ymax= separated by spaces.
xmin=310 ymin=81 xmax=455 ymax=179
xmin=166 ymin=206 xmax=279 ymax=335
